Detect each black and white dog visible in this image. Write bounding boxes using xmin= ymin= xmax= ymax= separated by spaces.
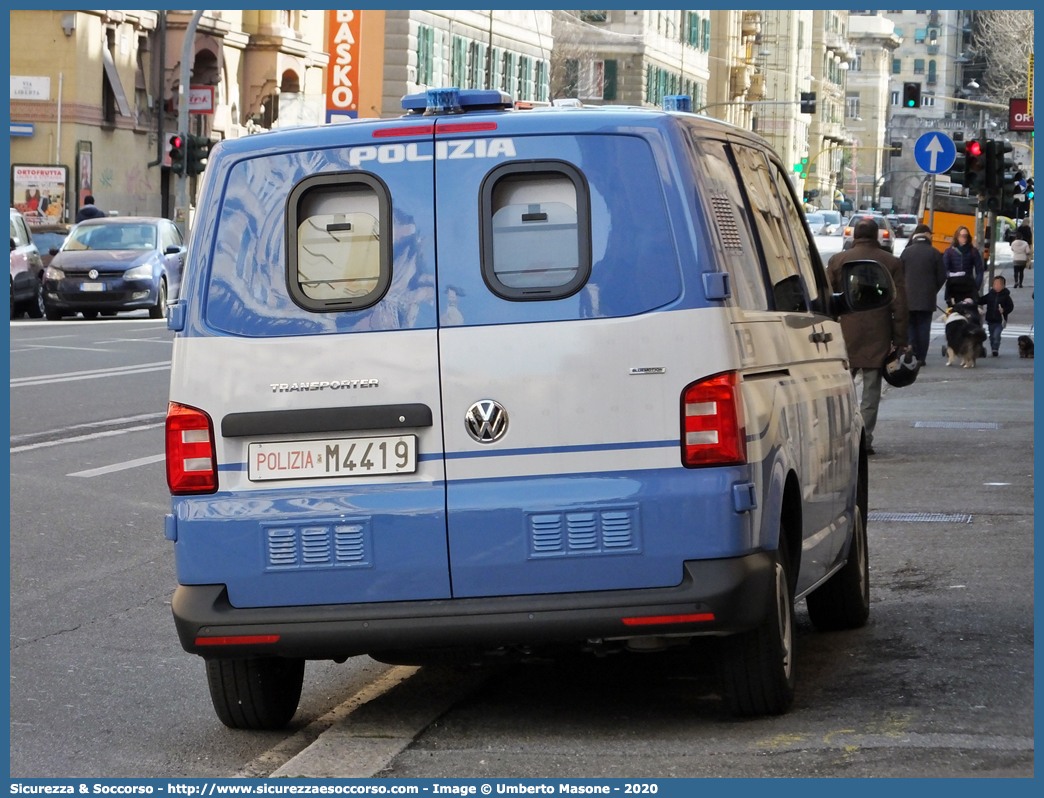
xmin=945 ymin=301 xmax=989 ymax=368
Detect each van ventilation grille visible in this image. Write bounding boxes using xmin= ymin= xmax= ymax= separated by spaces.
xmin=264 ymin=519 xmax=372 ymax=571
xmin=710 ymin=194 xmax=743 ymax=251
xmin=527 ymin=506 xmax=640 ymax=558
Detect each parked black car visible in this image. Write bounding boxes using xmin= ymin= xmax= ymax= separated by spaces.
xmin=42 ymin=217 xmax=185 ymax=320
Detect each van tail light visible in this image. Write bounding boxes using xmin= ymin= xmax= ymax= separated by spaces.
xmin=844 ymin=226 xmax=853 ymax=236
xmin=166 ymin=402 xmax=218 ymax=494
xmin=682 ymin=371 xmax=746 ymax=467
xmin=882 ymin=230 xmax=890 ymax=239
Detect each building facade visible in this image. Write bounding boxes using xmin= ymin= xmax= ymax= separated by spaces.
xmin=845 ymin=13 xmax=902 ymax=211
xmin=548 ymin=10 xmax=712 ymax=110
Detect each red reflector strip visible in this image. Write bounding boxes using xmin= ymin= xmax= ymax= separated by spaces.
xmin=372 ymin=125 xmax=435 ymax=138
xmin=437 ymin=121 xmax=499 ymax=134
xmin=621 ymin=613 xmax=715 ymax=626
xmin=195 ymin=635 xmax=280 ymax=646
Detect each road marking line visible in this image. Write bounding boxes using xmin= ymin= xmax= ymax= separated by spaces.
xmin=10 ymin=412 xmax=166 ymax=444
xmin=11 ymin=423 xmax=164 ymax=453
xmin=15 ymin=344 xmax=114 ymax=353
xmin=11 ymin=360 xmax=170 ymax=387
xmin=67 ymin=453 xmax=166 ymax=478
xmin=231 ymin=666 xmax=420 ymax=779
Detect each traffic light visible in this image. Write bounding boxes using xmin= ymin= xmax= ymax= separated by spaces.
xmin=168 ymin=134 xmax=185 ymax=176
xmin=800 ymin=92 xmax=816 ymax=114
xmin=890 ymin=141 xmax=902 ymax=157
xmin=984 ymin=139 xmax=1014 ymax=211
xmin=187 ymin=134 xmax=211 ymax=176
xmin=902 ymin=82 xmax=922 ymax=109
xmin=793 ymin=155 xmax=809 ymax=180
xmin=955 ymin=138 xmax=985 ymax=193
xmin=1026 ymin=177 xmax=1034 ymax=201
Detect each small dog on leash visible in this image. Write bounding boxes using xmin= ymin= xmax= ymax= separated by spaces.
xmin=944 ymin=303 xmax=989 ymax=368
xmin=1018 ymin=335 xmax=1034 ymax=358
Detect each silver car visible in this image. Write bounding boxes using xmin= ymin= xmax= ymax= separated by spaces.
xmin=842 ymin=213 xmax=895 ymax=253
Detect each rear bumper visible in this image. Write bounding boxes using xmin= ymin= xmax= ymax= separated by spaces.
xmin=172 ymin=553 xmax=775 ymax=660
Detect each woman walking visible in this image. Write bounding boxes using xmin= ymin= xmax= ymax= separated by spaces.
xmin=943 ymin=225 xmax=984 ymax=307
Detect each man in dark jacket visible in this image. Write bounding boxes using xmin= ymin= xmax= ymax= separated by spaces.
xmin=900 ymin=224 xmax=946 ymax=367
xmin=76 ymin=195 xmax=106 ymax=223
xmin=826 ymin=218 xmax=909 ymax=455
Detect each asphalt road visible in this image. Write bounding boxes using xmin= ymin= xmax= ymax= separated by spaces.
xmin=9 ymin=240 xmax=1033 ymax=778
xmin=9 ymin=317 xmax=396 ymax=778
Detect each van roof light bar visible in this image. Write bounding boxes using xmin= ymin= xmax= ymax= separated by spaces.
xmin=663 ymin=95 xmax=693 ymax=113
xmin=401 ymin=87 xmax=514 ymax=116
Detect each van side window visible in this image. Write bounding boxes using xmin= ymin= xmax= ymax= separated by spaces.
xmin=285 ymin=172 xmax=392 ymax=312
xmin=479 ymin=161 xmax=591 ymax=301
xmin=768 ymin=160 xmax=822 ymax=308
xmin=691 ymin=138 xmax=768 ymax=311
xmin=731 ymin=145 xmax=808 ymax=313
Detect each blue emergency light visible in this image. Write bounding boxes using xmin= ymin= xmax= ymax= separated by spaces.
xmin=401 ymin=87 xmax=515 ymax=115
xmin=663 ymin=95 xmax=692 ymax=113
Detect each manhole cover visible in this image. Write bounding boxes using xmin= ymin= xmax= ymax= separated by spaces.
xmin=868 ymin=512 xmax=973 ymax=524
xmin=913 ymin=421 xmax=999 ymax=430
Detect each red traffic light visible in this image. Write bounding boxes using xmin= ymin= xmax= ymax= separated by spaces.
xmin=967 ymin=140 xmax=982 ymax=157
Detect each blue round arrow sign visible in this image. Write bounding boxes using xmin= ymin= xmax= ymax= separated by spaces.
xmin=914 ymin=132 xmax=956 ymax=174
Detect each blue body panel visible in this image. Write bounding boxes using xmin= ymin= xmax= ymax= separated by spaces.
xmin=446 ymin=464 xmax=756 ymax=598
xmin=172 ymin=481 xmax=451 ymax=608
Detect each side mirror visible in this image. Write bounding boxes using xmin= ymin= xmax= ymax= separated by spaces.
xmin=49 ymin=246 xmax=60 ymax=256
xmin=832 ymin=259 xmax=895 ymax=317
xmin=11 ymin=237 xmax=17 ymax=251
xmin=164 ymin=245 xmax=182 ymax=255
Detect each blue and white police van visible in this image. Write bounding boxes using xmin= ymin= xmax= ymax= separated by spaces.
xmin=164 ymin=89 xmax=894 ymax=728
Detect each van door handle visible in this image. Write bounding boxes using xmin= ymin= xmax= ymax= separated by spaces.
xmin=810 ymin=331 xmax=833 ymax=343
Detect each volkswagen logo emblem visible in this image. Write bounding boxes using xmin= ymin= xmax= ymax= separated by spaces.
xmin=465 ymin=400 xmax=508 ymax=444
xmin=88 ymin=269 xmax=99 ymax=280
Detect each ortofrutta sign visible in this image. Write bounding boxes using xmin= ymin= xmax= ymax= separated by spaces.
xmin=327 ymin=10 xmax=361 ymax=120
xmin=1009 ymin=98 xmax=1034 ymax=132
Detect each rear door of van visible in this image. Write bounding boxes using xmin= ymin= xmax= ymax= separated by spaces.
xmin=431 ymin=117 xmax=748 ymax=599
xmin=171 ymin=126 xmax=453 ymax=609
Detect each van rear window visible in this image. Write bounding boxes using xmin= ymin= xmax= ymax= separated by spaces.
xmin=286 ymin=173 xmax=392 ymax=312
xmin=480 ymin=162 xmax=591 ymax=301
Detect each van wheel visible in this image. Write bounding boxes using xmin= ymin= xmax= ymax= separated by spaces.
xmin=44 ymin=304 xmax=63 ymax=321
xmin=149 ymin=278 xmax=167 ymax=319
xmin=806 ymin=506 xmax=870 ymax=631
xmin=205 ymin=657 xmax=305 ymax=730
xmin=718 ymin=533 xmax=796 ymax=716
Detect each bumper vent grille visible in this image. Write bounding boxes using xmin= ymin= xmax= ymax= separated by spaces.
xmin=528 ymin=506 xmax=640 ymax=558
xmin=264 ymin=518 xmax=372 ymax=571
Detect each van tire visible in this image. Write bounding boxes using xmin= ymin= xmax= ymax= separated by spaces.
xmin=27 ymin=284 xmax=44 ymax=319
xmin=205 ymin=657 xmax=305 ymax=730
xmin=806 ymin=506 xmax=870 ymax=631
xmin=718 ymin=533 xmax=796 ymax=716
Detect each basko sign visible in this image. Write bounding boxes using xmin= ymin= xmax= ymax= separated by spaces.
xmin=1009 ymin=98 xmax=1034 ymax=132
xmin=327 ymin=10 xmax=361 ymax=122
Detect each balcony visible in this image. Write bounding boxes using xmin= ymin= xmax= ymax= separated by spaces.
xmin=741 ymin=11 xmax=762 ymax=38
xmin=927 ymin=74 xmax=937 ymax=86
xmin=929 ymin=11 xmax=940 ymax=26
xmin=926 ymin=44 xmax=939 ymax=55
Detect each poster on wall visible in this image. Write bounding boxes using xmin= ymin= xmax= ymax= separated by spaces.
xmin=77 ymin=145 xmax=93 ymax=211
xmin=10 ymin=164 xmax=70 ymax=226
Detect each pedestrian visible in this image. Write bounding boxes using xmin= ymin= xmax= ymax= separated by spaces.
xmin=827 ymin=218 xmax=909 ymax=455
xmin=900 ymin=223 xmax=946 ymax=367
xmin=977 ymin=275 xmax=1014 ymax=357
xmin=943 ymin=225 xmax=984 ymax=306
xmin=76 ymin=194 xmax=106 ymax=223
xmin=1010 ymin=229 xmax=1032 ymax=289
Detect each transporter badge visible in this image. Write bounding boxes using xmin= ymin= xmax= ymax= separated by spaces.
xmin=465 ymin=399 xmax=508 ymax=443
